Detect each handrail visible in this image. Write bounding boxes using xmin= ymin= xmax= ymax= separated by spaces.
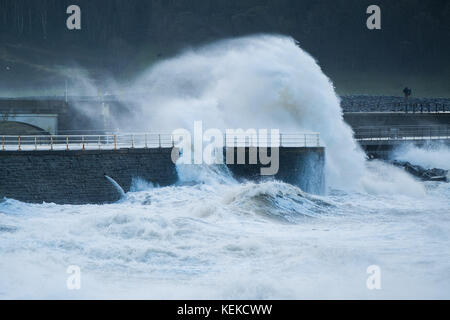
xmin=342 ymin=101 xmax=450 ymax=113
xmin=354 ymin=125 xmax=450 ymax=141
xmin=0 ymin=132 xmax=321 ymax=151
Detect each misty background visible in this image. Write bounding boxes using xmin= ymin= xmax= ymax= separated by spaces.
xmin=1 ymin=0 xmax=449 ymax=97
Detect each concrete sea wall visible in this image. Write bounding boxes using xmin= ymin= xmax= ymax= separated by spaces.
xmin=0 ymin=148 xmax=177 ymax=204
xmin=226 ymin=147 xmax=325 ymax=195
xmin=344 ymin=113 xmax=450 ymax=128
xmin=0 ymin=147 xmax=325 ymax=204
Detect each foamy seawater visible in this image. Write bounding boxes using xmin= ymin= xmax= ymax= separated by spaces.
xmin=1 ymin=35 xmax=449 ymax=299
xmin=1 ymin=173 xmax=449 ymax=299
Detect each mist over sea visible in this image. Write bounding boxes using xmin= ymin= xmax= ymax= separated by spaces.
xmin=1 ymin=35 xmax=449 ymax=299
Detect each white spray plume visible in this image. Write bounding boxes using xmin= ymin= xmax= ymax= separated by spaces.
xmin=117 ymin=35 xmax=366 ymax=190
xmin=392 ymin=143 xmax=450 ymax=170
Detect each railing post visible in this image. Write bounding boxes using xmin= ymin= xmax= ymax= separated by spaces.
xmin=304 ymin=134 xmax=307 ymax=147
xmin=145 ymin=134 xmax=148 ymax=148
xmin=82 ymin=136 xmax=85 ymax=151
xmin=317 ymin=133 xmax=320 ymax=147
xmin=66 ymin=136 xmax=69 ymax=151
xmin=35 ymin=137 xmax=37 ymax=151
xmin=131 ymin=135 xmax=134 ymax=148
xmin=50 ymin=136 xmax=53 ymax=151
xmin=114 ymin=135 xmax=117 ymax=150
xmin=98 ymin=136 xmax=101 ymax=150
xmin=18 ymin=136 xmax=21 ymax=151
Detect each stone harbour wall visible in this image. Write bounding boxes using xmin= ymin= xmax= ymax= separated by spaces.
xmin=0 ymin=147 xmax=326 ymax=204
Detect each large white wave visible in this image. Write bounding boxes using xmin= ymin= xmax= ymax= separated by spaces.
xmin=114 ymin=35 xmax=366 ymax=190
xmin=108 ymin=34 xmax=428 ymax=196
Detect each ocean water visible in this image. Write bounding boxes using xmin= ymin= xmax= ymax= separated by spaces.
xmin=0 ymin=162 xmax=449 ymax=299
xmin=1 ymin=35 xmax=449 ymax=299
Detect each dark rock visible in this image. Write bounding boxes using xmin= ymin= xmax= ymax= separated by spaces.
xmin=390 ymin=160 xmax=448 ymax=182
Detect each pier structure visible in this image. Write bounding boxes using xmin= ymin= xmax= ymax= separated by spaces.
xmin=0 ymin=132 xmax=325 ymax=204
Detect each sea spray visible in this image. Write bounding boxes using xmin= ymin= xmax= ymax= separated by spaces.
xmin=361 ymin=160 xmax=426 ymax=197
xmin=104 ymin=175 xmax=126 ymax=198
xmin=64 ymin=34 xmax=427 ymax=195
xmin=116 ymin=35 xmax=366 ymax=190
xmin=0 ymin=35 xmax=449 ymax=300
xmin=392 ymin=142 xmax=450 ymax=170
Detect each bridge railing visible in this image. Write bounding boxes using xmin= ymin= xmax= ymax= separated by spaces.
xmin=0 ymin=133 xmax=321 ymax=151
xmin=354 ymin=126 xmax=450 ymax=141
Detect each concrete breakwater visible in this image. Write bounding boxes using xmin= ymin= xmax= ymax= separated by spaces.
xmin=0 ymin=147 xmax=325 ymax=204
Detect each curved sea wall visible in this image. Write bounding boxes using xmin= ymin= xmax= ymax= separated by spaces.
xmin=0 ymin=147 xmax=325 ymax=204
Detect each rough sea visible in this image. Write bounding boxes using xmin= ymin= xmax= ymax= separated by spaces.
xmin=1 ymin=160 xmax=449 ymax=299
xmin=1 ymin=35 xmax=449 ymax=299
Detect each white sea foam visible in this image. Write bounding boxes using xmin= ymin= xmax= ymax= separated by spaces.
xmin=392 ymin=142 xmax=450 ymax=170
xmin=115 ymin=35 xmax=367 ymax=191
xmin=1 ymin=177 xmax=449 ymax=299
xmin=1 ymin=35 xmax=448 ymax=299
xmin=107 ymin=34 xmax=430 ymax=196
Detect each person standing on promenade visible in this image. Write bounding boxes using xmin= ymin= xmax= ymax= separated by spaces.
xmin=403 ymin=87 xmax=412 ymax=101
xmin=403 ymin=87 xmax=412 ymax=113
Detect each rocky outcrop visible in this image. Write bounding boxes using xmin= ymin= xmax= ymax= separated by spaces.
xmin=391 ymin=160 xmax=448 ymax=182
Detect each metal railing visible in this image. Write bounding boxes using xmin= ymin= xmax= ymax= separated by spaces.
xmin=354 ymin=125 xmax=450 ymax=142
xmin=0 ymin=133 xmax=321 ymax=151
xmin=343 ymin=102 xmax=450 ymax=113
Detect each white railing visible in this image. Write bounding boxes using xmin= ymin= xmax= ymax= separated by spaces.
xmin=0 ymin=133 xmax=321 ymax=151
xmin=354 ymin=125 xmax=450 ymax=142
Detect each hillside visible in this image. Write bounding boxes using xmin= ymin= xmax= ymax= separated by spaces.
xmin=1 ymin=0 xmax=449 ymax=97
